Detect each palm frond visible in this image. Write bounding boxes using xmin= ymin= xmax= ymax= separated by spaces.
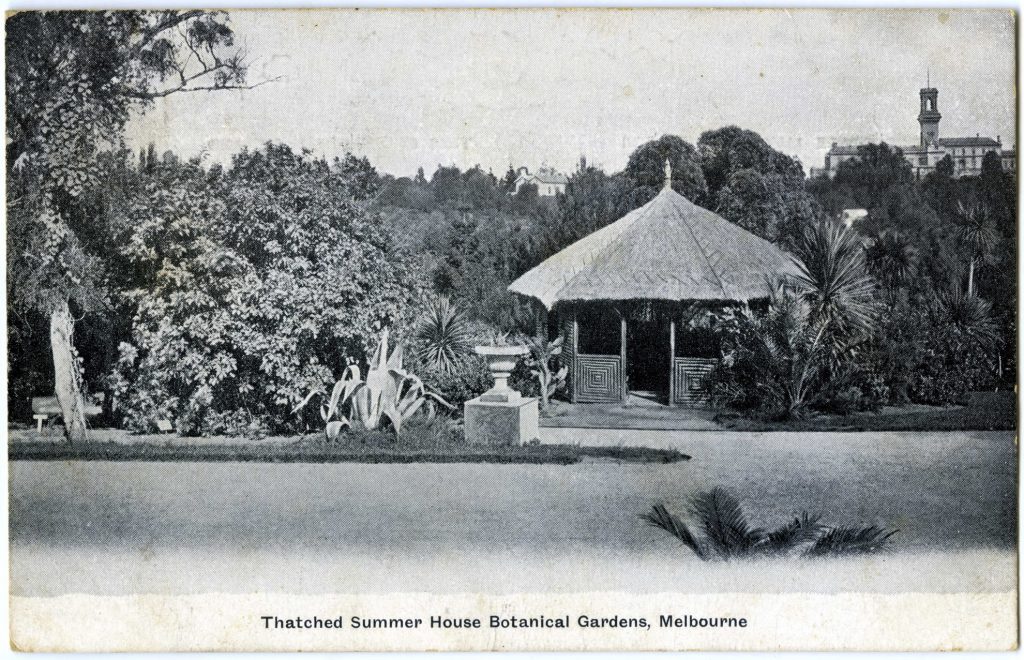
xmin=641 ymin=504 xmax=706 ymax=559
xmin=761 ymin=512 xmax=823 ymax=554
xmin=690 ymin=487 xmax=763 ymax=558
xmin=804 ymin=525 xmax=898 ymax=557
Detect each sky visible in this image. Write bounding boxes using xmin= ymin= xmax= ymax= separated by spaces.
xmin=125 ymin=9 xmax=1017 ymax=179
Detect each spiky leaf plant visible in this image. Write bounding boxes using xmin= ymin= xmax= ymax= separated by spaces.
xmin=416 ymin=296 xmax=473 ymax=375
xmin=791 ymin=221 xmax=877 ymax=345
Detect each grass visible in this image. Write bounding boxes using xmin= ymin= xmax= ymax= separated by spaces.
xmin=8 ymin=435 xmax=688 ymax=465
xmin=9 ymin=428 xmax=1016 ymax=598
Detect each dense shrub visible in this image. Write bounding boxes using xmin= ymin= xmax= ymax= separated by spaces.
xmin=110 ymin=145 xmax=422 ymax=435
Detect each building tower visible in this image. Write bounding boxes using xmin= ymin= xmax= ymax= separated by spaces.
xmin=918 ymin=85 xmax=941 ymax=146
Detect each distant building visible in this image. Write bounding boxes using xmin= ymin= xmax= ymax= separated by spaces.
xmin=514 ymin=166 xmax=568 ymax=196
xmin=812 ymin=86 xmax=1016 ymax=179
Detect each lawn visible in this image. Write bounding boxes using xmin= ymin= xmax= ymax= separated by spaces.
xmin=9 ymin=429 xmax=1016 ymax=597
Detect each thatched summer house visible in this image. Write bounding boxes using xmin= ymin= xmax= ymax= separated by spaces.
xmin=508 ymin=163 xmax=800 ymax=406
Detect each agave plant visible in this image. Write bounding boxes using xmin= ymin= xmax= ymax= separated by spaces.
xmin=295 ymin=329 xmax=453 ymax=440
xmin=642 ymin=487 xmax=896 ymax=560
xmin=416 ymin=296 xmax=473 ymax=374
xmin=523 ymin=334 xmax=568 ymax=409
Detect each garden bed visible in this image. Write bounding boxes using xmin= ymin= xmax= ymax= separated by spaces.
xmin=540 ymin=391 xmax=1016 ymax=432
xmin=8 ymin=432 xmax=688 ymax=465
xmin=714 ymin=391 xmax=1016 ymax=432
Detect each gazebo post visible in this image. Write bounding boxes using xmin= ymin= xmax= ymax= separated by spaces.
xmin=668 ymin=316 xmax=676 ymax=406
xmin=620 ymin=312 xmax=627 ymax=402
xmin=570 ymin=306 xmax=579 ymax=404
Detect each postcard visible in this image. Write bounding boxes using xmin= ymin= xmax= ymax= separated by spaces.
xmin=6 ymin=7 xmax=1017 ymax=652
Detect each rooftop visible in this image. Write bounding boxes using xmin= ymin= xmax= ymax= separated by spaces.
xmin=508 ymin=185 xmax=801 ymax=309
xmin=939 ymin=136 xmax=1002 ymax=147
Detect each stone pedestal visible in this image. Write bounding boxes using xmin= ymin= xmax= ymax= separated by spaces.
xmin=464 ymin=396 xmax=539 ymax=446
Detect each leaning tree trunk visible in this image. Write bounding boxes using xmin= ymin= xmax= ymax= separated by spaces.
xmin=50 ymin=299 xmax=88 ymax=444
xmin=967 ymin=258 xmax=976 ymax=296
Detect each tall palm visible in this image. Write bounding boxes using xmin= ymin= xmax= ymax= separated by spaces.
xmin=953 ymin=201 xmax=997 ymax=296
xmin=416 ymin=296 xmax=472 ymax=374
xmin=791 ymin=221 xmax=878 ymax=348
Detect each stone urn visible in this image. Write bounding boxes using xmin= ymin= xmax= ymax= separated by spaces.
xmin=475 ymin=345 xmax=529 ymax=402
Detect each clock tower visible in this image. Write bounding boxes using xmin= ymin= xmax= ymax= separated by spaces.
xmin=918 ymin=86 xmax=941 ymax=146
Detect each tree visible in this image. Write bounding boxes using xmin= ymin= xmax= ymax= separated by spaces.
xmin=621 ymin=135 xmax=707 ymax=212
xmin=953 ymin=201 xmax=997 ymax=296
xmin=831 ymin=143 xmax=915 ymax=204
xmin=865 ymin=231 xmax=918 ymax=293
xmin=698 ymin=127 xmax=820 ymax=248
xmin=791 ymin=222 xmax=877 ymax=353
xmin=113 ymin=144 xmax=422 ymax=435
xmin=541 ymin=157 xmax=622 ymax=258
xmin=7 ymin=11 xmax=254 ymax=442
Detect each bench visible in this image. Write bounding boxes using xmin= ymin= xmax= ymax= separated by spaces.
xmin=32 ymin=394 xmax=103 ymax=432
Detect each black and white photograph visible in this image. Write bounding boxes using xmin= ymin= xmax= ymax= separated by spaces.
xmin=4 ymin=7 xmax=1018 ymax=651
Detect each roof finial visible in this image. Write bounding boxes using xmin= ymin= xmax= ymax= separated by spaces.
xmin=663 ymin=158 xmax=672 ymax=190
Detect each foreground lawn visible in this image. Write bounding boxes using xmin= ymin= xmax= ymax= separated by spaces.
xmin=9 ymin=429 xmax=1016 ymax=597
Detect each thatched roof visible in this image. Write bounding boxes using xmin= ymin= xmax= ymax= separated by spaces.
xmin=508 ymin=185 xmax=801 ymax=309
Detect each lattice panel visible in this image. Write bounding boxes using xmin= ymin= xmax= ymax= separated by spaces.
xmin=575 ymin=354 xmax=622 ymax=403
xmin=673 ymin=358 xmax=716 ymax=406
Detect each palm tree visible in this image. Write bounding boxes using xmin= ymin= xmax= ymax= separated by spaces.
xmin=415 ymin=296 xmax=472 ymax=374
xmin=953 ymin=201 xmax=998 ymax=296
xmin=642 ymin=486 xmax=897 ymax=560
xmin=791 ymin=221 xmax=878 ymax=349
xmin=866 ymin=230 xmax=918 ymax=293
xmin=937 ymin=286 xmax=999 ymax=349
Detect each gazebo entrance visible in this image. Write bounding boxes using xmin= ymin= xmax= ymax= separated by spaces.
xmin=626 ymin=319 xmax=670 ymax=403
xmin=559 ymin=302 xmax=719 ymax=407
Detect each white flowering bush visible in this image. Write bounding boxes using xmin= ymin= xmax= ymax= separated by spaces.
xmin=110 ymin=145 xmax=422 ymax=435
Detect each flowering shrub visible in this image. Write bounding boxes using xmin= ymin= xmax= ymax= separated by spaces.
xmin=110 ymin=145 xmax=422 ymax=435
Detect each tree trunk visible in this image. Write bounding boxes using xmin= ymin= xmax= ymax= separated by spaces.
xmin=50 ymin=299 xmax=87 ymax=444
xmin=967 ymin=258 xmax=976 ymax=296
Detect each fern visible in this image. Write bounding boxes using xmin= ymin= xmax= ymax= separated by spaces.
xmin=641 ymin=504 xmax=706 ymax=559
xmin=804 ymin=525 xmax=898 ymax=557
